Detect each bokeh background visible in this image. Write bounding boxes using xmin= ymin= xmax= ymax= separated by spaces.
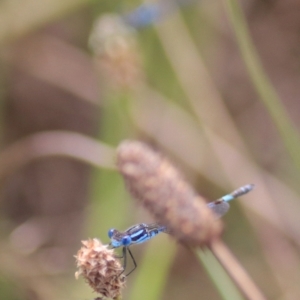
xmin=1 ymin=0 xmax=300 ymax=299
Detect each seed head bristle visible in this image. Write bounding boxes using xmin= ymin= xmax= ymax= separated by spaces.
xmin=116 ymin=140 xmax=223 ymax=246
xmin=75 ymin=238 xmax=125 ymax=299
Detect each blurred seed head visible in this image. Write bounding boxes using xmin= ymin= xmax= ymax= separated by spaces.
xmin=75 ymin=239 xmax=125 ymax=299
xmin=89 ymin=14 xmax=144 ymax=89
xmin=116 ymin=141 xmax=223 ymax=247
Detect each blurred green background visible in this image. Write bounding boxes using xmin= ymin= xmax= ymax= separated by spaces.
xmin=1 ymin=0 xmax=300 ymax=299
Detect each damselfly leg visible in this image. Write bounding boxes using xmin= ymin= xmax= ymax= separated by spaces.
xmin=124 ymin=247 xmax=137 ymax=276
xmin=116 ymin=246 xmax=137 ymax=277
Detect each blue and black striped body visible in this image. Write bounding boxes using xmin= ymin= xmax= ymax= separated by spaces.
xmin=109 ymin=223 xmax=167 ymax=249
xmin=108 ymin=184 xmax=254 ymax=276
xmin=108 ymin=223 xmax=168 ymax=276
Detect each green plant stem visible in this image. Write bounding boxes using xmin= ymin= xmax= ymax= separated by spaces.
xmin=222 ymin=0 xmax=300 ymax=173
xmin=194 ymin=247 xmax=244 ymax=300
xmin=129 ymin=237 xmax=176 ymax=300
xmin=200 ymin=239 xmax=266 ymax=300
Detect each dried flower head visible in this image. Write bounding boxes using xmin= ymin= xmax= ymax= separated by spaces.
xmin=75 ymin=239 xmax=125 ymax=299
xmin=116 ymin=141 xmax=223 ymax=247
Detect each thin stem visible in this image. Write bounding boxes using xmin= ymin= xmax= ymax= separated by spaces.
xmin=0 ymin=131 xmax=116 ymax=185
xmin=222 ymin=0 xmax=300 ymax=173
xmin=209 ymin=239 xmax=267 ymax=300
xmin=194 ymin=247 xmax=244 ymax=300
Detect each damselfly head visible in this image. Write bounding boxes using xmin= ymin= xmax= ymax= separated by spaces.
xmin=108 ymin=229 xmax=132 ymax=248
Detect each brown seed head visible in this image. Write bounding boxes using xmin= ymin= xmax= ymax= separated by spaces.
xmin=116 ymin=141 xmax=223 ymax=247
xmin=89 ymin=14 xmax=144 ymax=89
xmin=75 ymin=239 xmax=125 ymax=299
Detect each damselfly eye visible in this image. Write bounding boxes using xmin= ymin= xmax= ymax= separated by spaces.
xmin=108 ymin=229 xmax=116 ymax=238
xmin=122 ymin=235 xmax=132 ymax=246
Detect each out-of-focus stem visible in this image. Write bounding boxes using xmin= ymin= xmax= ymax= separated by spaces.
xmin=0 ymin=0 xmax=89 ymax=44
xmin=195 ymin=246 xmax=244 ymax=300
xmin=222 ymin=0 xmax=300 ymax=173
xmin=209 ymin=239 xmax=267 ymax=300
xmin=0 ymin=131 xmax=116 ymax=186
